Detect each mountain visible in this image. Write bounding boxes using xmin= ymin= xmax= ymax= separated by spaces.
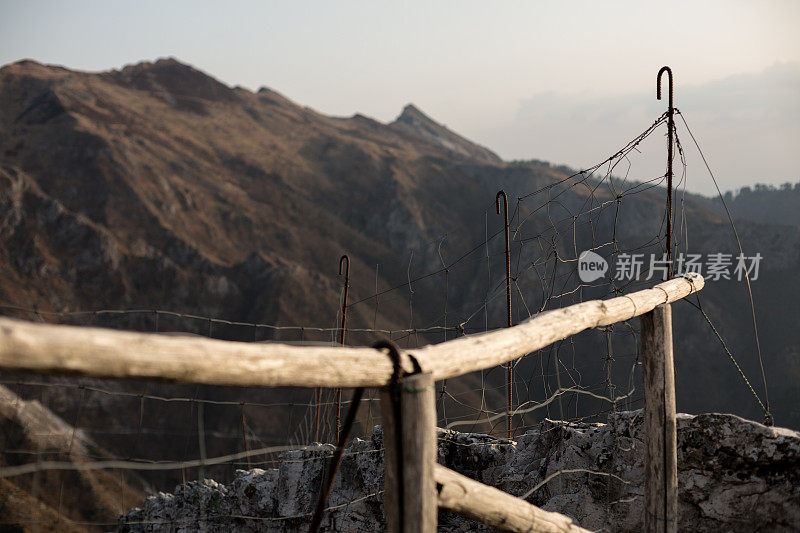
xmin=0 ymin=57 xmax=799 ymax=528
xmin=711 ymin=183 xmax=800 ymax=227
xmin=390 ymin=103 xmax=502 ymax=164
xmin=2 ymin=54 xmax=798 ymax=425
xmin=0 ymin=58 xmax=542 ymax=335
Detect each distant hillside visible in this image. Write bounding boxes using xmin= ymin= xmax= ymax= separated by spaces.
xmin=712 ymin=182 xmax=800 ymax=226
xmin=0 ymin=58 xmax=558 ymax=335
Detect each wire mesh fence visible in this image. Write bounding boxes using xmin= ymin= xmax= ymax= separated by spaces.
xmin=0 ymin=107 xmax=772 ymax=531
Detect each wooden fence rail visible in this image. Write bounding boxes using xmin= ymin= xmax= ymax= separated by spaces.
xmin=435 ymin=464 xmax=591 ymax=533
xmin=0 ymin=272 xmax=703 ymax=532
xmin=0 ymin=273 xmax=702 ymax=388
xmin=413 ymin=272 xmax=702 ymax=381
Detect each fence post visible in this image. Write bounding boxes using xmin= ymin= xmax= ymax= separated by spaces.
xmin=380 ymin=371 xmax=437 ymax=533
xmin=640 ymin=303 xmax=677 ymax=533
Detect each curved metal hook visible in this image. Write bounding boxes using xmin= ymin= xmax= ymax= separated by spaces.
xmin=495 ymin=189 xmax=514 ymax=438
xmin=658 ymin=66 xmax=676 ymax=278
xmin=334 ymin=253 xmax=352 ymax=443
xmin=657 ymin=66 xmax=673 ymax=110
xmin=495 ymin=190 xmax=508 ymax=215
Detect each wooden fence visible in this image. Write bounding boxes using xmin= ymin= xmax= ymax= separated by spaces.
xmin=0 ymin=272 xmax=703 ymax=532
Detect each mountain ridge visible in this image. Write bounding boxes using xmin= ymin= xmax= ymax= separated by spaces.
xmin=390 ymin=102 xmax=502 ymax=164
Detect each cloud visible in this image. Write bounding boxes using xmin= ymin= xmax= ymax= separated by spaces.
xmin=477 ymin=63 xmax=800 ymax=195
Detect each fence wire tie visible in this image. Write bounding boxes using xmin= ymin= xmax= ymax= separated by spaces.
xmin=373 ymin=339 xmax=423 ymax=532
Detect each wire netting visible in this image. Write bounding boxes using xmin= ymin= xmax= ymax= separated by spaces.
xmin=0 ymin=108 xmax=772 ymax=530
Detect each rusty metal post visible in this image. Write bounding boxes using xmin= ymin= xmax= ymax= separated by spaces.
xmin=496 ymin=190 xmax=513 ymax=439
xmin=309 ymin=383 xmax=365 ymax=532
xmin=335 ymin=254 xmax=350 ymax=442
xmin=657 ymin=66 xmax=675 ymax=277
xmin=313 ymin=387 xmax=322 ymax=442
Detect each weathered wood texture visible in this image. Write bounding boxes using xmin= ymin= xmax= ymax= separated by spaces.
xmin=380 ymin=372 xmax=437 ymax=533
xmin=0 ymin=274 xmax=702 ymax=387
xmin=414 ymin=272 xmax=702 ymax=381
xmin=640 ymin=304 xmax=678 ymax=533
xmin=0 ymin=318 xmax=413 ymax=388
xmin=435 ymin=464 xmax=591 ymax=533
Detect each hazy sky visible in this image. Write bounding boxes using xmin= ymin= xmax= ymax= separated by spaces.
xmin=1 ymin=0 xmax=798 ymax=195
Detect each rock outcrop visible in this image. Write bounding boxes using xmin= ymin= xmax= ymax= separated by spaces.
xmin=119 ymin=410 xmax=800 ymax=532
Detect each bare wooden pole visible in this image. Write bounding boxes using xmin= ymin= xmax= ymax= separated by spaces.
xmin=380 ymin=372 xmax=437 ymax=533
xmin=640 ymin=303 xmax=678 ymax=533
xmin=400 ymin=372 xmax=436 ymax=532
xmin=313 ymin=387 xmax=322 ymax=442
xmin=435 ymin=464 xmax=591 ymax=533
